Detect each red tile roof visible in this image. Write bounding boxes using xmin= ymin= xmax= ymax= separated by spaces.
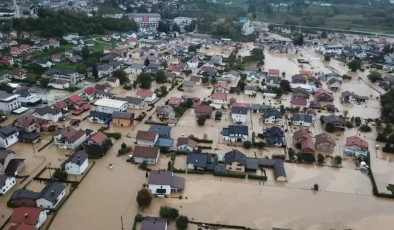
xmin=89 ymin=131 xmax=108 ymax=144
xmin=8 ymin=223 xmax=35 ymax=230
xmin=201 ymin=66 xmax=215 ymax=72
xmin=52 ymin=54 xmax=61 ymax=59
xmin=268 ymin=69 xmax=280 ymax=76
xmin=68 ymin=94 xmax=81 ymax=103
xmin=291 ymin=98 xmax=307 ymax=106
xmin=301 ymin=137 xmax=315 ymax=151
xmin=136 ymin=130 xmax=157 ymax=141
xmin=1 ymin=56 xmax=13 ymax=63
xmin=55 ymin=100 xmax=67 ymax=109
xmin=168 ymin=65 xmax=182 ymax=72
xmin=49 ymin=39 xmax=57 ymax=44
xmin=83 ymin=87 xmax=96 ymax=95
xmin=214 ymin=82 xmax=231 ymax=91
xmin=315 ymin=88 xmax=331 ymax=96
xmin=133 ymin=146 xmax=159 ymax=158
xmin=300 ymin=70 xmax=313 ymax=78
xmin=177 ymin=137 xmax=198 ymax=148
xmin=194 ymin=104 xmax=213 ymax=114
xmin=19 ymin=44 xmax=30 ymax=50
xmin=230 ymin=103 xmax=250 ymax=108
xmin=168 ymin=97 xmax=182 ymax=106
xmin=136 ymin=89 xmax=153 ymax=98
xmin=10 ymin=207 xmax=43 ymax=225
xmin=212 ymin=93 xmax=227 ymax=101
xmin=346 ymin=136 xmax=369 ymax=149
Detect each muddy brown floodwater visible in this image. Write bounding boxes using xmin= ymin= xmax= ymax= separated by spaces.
xmin=46 ymin=43 xmax=394 ymax=230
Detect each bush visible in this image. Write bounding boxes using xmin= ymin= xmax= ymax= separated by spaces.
xmin=136 ymin=189 xmax=152 ymax=207
xmin=288 ymin=148 xmax=296 ymax=160
xmin=176 ymin=215 xmax=189 ymax=230
xmin=214 ymin=172 xmax=246 ymax=179
xmin=104 ymin=132 xmax=122 ymax=140
xmin=135 ymin=214 xmax=144 ymax=222
xmin=376 ymin=133 xmax=388 ymax=142
xmin=354 ymin=117 xmax=362 ymax=127
xmin=325 ymin=123 xmax=335 ymax=133
xmin=159 ymin=206 xmax=179 ymax=219
xmin=172 ymin=168 xmax=186 ymax=173
xmin=345 ymin=121 xmax=353 ymax=128
xmin=197 ymin=115 xmax=206 ymax=126
xmin=243 ymin=141 xmax=252 ymax=149
xmin=333 ymin=155 xmax=342 ymax=165
xmin=359 ymin=124 xmax=372 ymax=132
xmin=248 ymin=174 xmax=268 ymax=180
xmin=118 ymin=146 xmax=132 ymax=155
xmin=167 ymin=161 xmax=172 ymax=170
xmin=302 ymin=154 xmax=316 ymax=163
xmin=135 ymin=112 xmax=146 ymax=121
xmin=188 ymin=135 xmax=213 ymax=143
xmin=317 ymin=153 xmax=325 ymax=164
xmin=253 ymin=141 xmax=265 ymax=149
xmin=53 ymin=169 xmax=68 ymax=181
xmin=324 ymin=55 xmax=331 ymax=62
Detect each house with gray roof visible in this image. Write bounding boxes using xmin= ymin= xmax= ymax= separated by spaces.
xmin=0 ymin=125 xmax=20 ymax=148
xmin=250 ymin=104 xmax=272 ymax=113
xmin=156 ymin=105 xmax=175 ymax=120
xmin=244 ymin=85 xmax=258 ymax=95
xmin=130 ymin=63 xmax=144 ymax=75
xmin=182 ymin=80 xmax=196 ymax=92
xmin=221 ymin=125 xmax=248 ymax=142
xmin=261 ymin=108 xmax=282 ymax=124
xmin=187 ymin=153 xmax=215 ymax=171
xmin=291 ymin=114 xmax=312 ymax=127
xmin=141 ymin=217 xmax=168 ymax=230
xmin=149 ymin=125 xmax=172 ymax=138
xmin=148 ymin=170 xmax=185 ymax=195
xmin=114 ymin=96 xmax=146 ymax=109
xmin=322 ymin=115 xmax=346 ymax=131
xmin=231 ymin=106 xmax=248 ymax=124
xmin=266 ymin=75 xmax=281 ymax=86
xmin=264 ymin=126 xmax=286 ymax=147
xmin=61 ymin=151 xmax=88 ymax=175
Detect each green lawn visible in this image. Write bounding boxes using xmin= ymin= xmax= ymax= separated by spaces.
xmin=53 ymin=63 xmax=78 ymax=71
xmin=90 ymin=42 xmax=108 ymax=53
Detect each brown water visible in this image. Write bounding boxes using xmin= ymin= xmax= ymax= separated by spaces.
xmin=6 ymin=42 xmax=394 ymax=230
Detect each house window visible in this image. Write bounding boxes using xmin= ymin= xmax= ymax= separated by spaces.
xmin=236 ymin=168 xmax=242 ymax=171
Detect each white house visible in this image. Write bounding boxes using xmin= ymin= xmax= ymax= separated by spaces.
xmin=33 ymin=106 xmax=63 ymax=122
xmin=0 ymin=90 xmax=22 ymax=114
xmin=36 ymin=182 xmax=66 ymax=209
xmin=136 ymin=89 xmax=157 ymax=102
xmin=187 ymin=57 xmax=199 ymax=69
xmin=0 ymin=175 xmax=16 ymax=195
xmin=231 ymin=106 xmax=248 ymax=124
xmin=94 ymin=98 xmax=128 ymax=113
xmin=135 ymin=130 xmax=158 ymax=147
xmin=261 ymin=109 xmax=282 ymax=124
xmin=244 ymin=85 xmax=258 ymax=95
xmin=105 ymin=76 xmax=120 ymax=88
xmin=0 ymin=126 xmax=20 ymax=148
xmin=212 ymin=93 xmax=227 ymax=104
xmin=63 ymin=33 xmax=79 ymax=41
xmin=53 ymin=127 xmax=87 ymax=149
xmin=133 ymin=146 xmax=160 ymax=164
xmin=291 ymin=114 xmax=312 ymax=127
xmin=9 ymin=207 xmax=48 ymax=229
xmin=62 ymin=151 xmax=88 ymax=175
xmin=130 ymin=63 xmax=144 ymax=75
xmin=148 ymin=170 xmax=185 ymax=195
xmin=15 ymin=89 xmax=42 ymax=106
xmin=125 ymin=97 xmax=146 ymax=109
xmin=48 ymin=79 xmax=70 ymax=89
xmin=221 ymin=125 xmax=248 ymax=142
xmin=214 ymin=83 xmax=231 ymax=94
xmin=176 ymin=138 xmax=198 ymax=152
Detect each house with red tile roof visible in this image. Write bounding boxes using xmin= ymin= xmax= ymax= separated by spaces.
xmin=345 ymin=136 xmax=368 ymax=153
xmin=135 ymin=130 xmax=158 ymax=147
xmin=65 ymin=94 xmax=90 ymax=112
xmin=301 ymin=137 xmax=315 ymax=154
xmin=9 ymin=207 xmax=48 ymax=229
xmin=267 ymin=68 xmax=280 ymax=76
xmin=290 ymin=97 xmax=308 ymax=108
xmin=187 ymin=57 xmax=199 ymax=69
xmin=167 ymin=65 xmax=182 ymax=76
xmin=19 ymin=44 xmax=31 ymax=52
xmin=214 ymin=83 xmax=231 ymax=94
xmin=212 ymin=93 xmax=227 ymax=104
xmin=168 ymin=97 xmax=183 ymax=107
xmin=48 ymin=39 xmax=60 ymax=48
xmin=48 ymin=79 xmax=70 ymax=90
xmin=53 ymin=127 xmax=87 ymax=149
xmin=136 ymin=89 xmax=156 ymax=102
xmin=1 ymin=56 xmax=14 ymax=65
xmin=194 ymin=104 xmax=213 ymax=118
xmin=292 ymin=129 xmax=312 ymax=145
xmin=51 ymin=54 xmax=62 ymax=62
xmin=54 ymin=101 xmax=68 ymax=112
xmin=10 ymin=47 xmax=21 ymax=56
xmin=177 ymin=137 xmax=198 ymax=152
xmin=300 ymin=70 xmax=313 ymax=78
xmin=315 ymin=133 xmax=336 ymax=152
xmin=82 ymin=87 xmax=96 ymax=101
xmin=8 ymin=69 xmax=27 ymax=80
xmin=85 ymin=131 xmax=109 ymax=146
xmin=315 ymin=88 xmax=333 ymax=101
xmin=14 ymin=114 xmax=55 ymax=133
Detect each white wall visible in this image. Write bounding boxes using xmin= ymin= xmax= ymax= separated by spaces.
xmin=36 ymin=189 xmax=66 ymax=209
xmin=0 ymin=177 xmax=16 ymax=195
xmin=149 ymin=184 xmax=171 ymax=195
xmin=0 ymin=133 xmax=19 ymax=148
xmin=36 ymin=211 xmax=48 ymax=229
xmin=231 ymin=114 xmax=247 ymax=124
xmin=97 ymin=104 xmax=127 ymax=113
xmin=177 ymin=144 xmax=194 ymax=152
xmin=65 ymin=159 xmax=88 ymax=175
xmin=134 ymin=157 xmax=157 ymax=164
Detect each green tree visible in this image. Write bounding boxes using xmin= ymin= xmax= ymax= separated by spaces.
xmin=136 ymin=73 xmax=153 ymax=89
xmin=325 ymin=123 xmax=335 ymax=133
xmin=333 ymin=156 xmax=342 ymax=165
xmin=53 ymin=169 xmax=68 ymax=181
xmin=279 ymin=80 xmax=291 ymax=92
xmin=359 ymin=124 xmax=372 ymax=132
xmin=293 ymin=34 xmax=304 ymax=46
xmin=197 ymin=115 xmax=206 ymax=126
xmin=321 ymin=31 xmax=328 ymax=39
xmin=368 ymin=70 xmax=383 ymax=83
xmin=172 ymin=23 xmax=181 ymax=33
xmin=92 ymin=65 xmax=99 ymax=79
xmin=243 ymin=140 xmax=252 ymax=149
xmin=136 ymin=189 xmax=152 ymax=207
xmin=324 ymin=55 xmax=331 ymax=62
xmin=188 ymin=45 xmax=197 ymax=53
xmin=81 ymin=46 xmax=90 ymax=60
xmin=157 ymin=21 xmax=170 ymax=33
xmin=159 ymin=206 xmax=179 ymax=219
xmin=112 ymin=69 xmax=129 ymax=84
xmin=317 ymin=153 xmax=325 ymax=164
xmin=210 ymin=78 xmax=217 ymax=85
xmin=40 ymin=78 xmax=49 ymax=88
xmin=176 ymin=216 xmax=189 ymax=230
xmin=155 ymin=70 xmax=167 ymax=83
xmin=296 ymin=153 xmax=303 ymax=162
xmin=347 ymin=59 xmax=362 ymax=72
xmin=167 ymin=161 xmax=172 ymax=170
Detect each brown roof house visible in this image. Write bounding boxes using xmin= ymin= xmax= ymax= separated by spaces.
xmin=176 ymin=137 xmax=198 ymax=152
xmin=105 ymin=76 xmax=120 ymax=88
xmin=135 ymin=130 xmax=158 ymax=147
xmin=85 ymin=131 xmax=109 ymax=147
xmin=148 ymin=170 xmax=185 ymax=195
xmin=315 ymin=133 xmax=336 ymax=152
xmin=182 ymin=80 xmax=196 ymax=92
xmin=344 ymin=136 xmax=369 ymax=156
xmin=194 ymin=104 xmax=213 ymax=119
xmin=155 ymin=105 xmax=175 ymax=120
xmin=53 ymin=127 xmax=87 ymax=149
xmin=292 ymin=130 xmax=312 ymax=145
xmin=133 ymin=146 xmax=160 ymax=164
xmin=322 ymin=115 xmax=346 ymax=131
xmin=14 ymin=114 xmax=55 ymax=133
xmin=301 ymin=137 xmax=315 ymax=154
xmin=9 ymin=207 xmax=48 ymax=229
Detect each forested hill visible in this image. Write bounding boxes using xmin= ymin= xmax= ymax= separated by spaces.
xmin=10 ymin=9 xmax=138 ymax=37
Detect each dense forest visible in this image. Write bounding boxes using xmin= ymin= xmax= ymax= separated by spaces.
xmin=7 ymin=9 xmax=138 ymax=37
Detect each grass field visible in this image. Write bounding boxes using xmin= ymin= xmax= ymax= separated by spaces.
xmin=53 ymin=63 xmax=79 ymax=71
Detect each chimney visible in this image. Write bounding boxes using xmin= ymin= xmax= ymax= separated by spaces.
xmin=51 ymin=190 xmax=54 ymax=196
xmin=25 ymin=213 xmax=28 ymax=218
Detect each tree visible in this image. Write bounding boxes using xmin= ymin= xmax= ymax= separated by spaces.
xmin=154 ymin=70 xmax=168 ymax=83
xmin=176 ymin=216 xmax=189 ymax=230
xmin=293 ymin=34 xmax=304 ymax=46
xmin=313 ymin=184 xmax=319 ymax=191
xmin=210 ymin=78 xmax=217 ymax=85
xmin=112 ymin=69 xmax=129 ymax=84
xmin=135 ymin=73 xmax=153 ymax=89
xmin=186 ymin=98 xmax=193 ymax=108
xmin=197 ymin=115 xmax=206 ymax=126
xmin=296 ymin=153 xmax=303 ymax=162
xmin=161 ymin=61 xmax=168 ymax=69
xmin=281 ymin=72 xmax=286 ymax=78
xmin=136 ymin=189 xmax=152 ymax=207
xmin=140 ymin=160 xmax=148 ymax=170
xmin=40 ymin=78 xmax=49 ymax=88
xmin=81 ymin=46 xmax=90 ymax=60
xmin=144 ymin=58 xmax=150 ymax=67
xmin=159 ymin=206 xmax=179 ymax=219
xmin=27 ymin=63 xmax=46 ymax=75
xmin=325 ymin=123 xmax=335 ymax=133
xmin=324 ymin=55 xmax=331 ymax=62
xmin=157 ymin=21 xmax=170 ymax=33
xmin=317 ymin=153 xmax=325 ymax=164
xmin=359 ymin=124 xmax=372 ymax=132
xmin=243 ymin=141 xmax=252 ymax=149
xmin=368 ymin=70 xmax=383 ymax=83
xmin=188 ymin=45 xmax=197 ymax=53
xmin=347 ymin=59 xmax=362 ymax=72
xmin=167 ymin=161 xmax=172 ymax=170
xmin=279 ymin=80 xmax=291 ymax=92
xmin=172 ymin=23 xmax=181 ymax=33
xmin=333 ymin=156 xmax=342 ymax=165
xmin=53 ymin=169 xmax=68 ymax=181
xmin=320 ymin=31 xmax=328 ymax=39
xmin=92 ymin=65 xmax=99 ymax=79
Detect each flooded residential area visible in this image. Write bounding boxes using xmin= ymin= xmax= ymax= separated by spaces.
xmin=2 ymin=22 xmax=394 ymax=230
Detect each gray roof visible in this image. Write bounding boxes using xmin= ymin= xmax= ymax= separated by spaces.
xmin=231 ymin=106 xmax=248 ymax=115
xmin=141 ymin=217 xmax=168 ymax=230
xmin=96 ymin=90 xmax=115 ymax=98
xmin=183 ymin=80 xmax=195 ymax=87
xmin=0 ymin=175 xmax=10 ymax=187
xmin=222 ymin=125 xmax=248 ymax=136
xmin=131 ymin=63 xmax=144 ymax=70
xmin=148 ymin=170 xmax=185 ymax=189
xmin=258 ymin=158 xmax=286 ymax=179
xmin=34 ymin=106 xmax=62 ymax=116
xmin=0 ymin=125 xmax=19 ymax=139
xmin=244 ymin=85 xmax=258 ymax=91
xmin=63 ymin=150 xmax=88 ymax=166
xmin=261 ymin=108 xmax=282 ymax=119
xmin=266 ymin=75 xmax=281 ymax=84
xmin=187 ymin=153 xmax=211 ymax=168
xmin=11 ymin=189 xmax=40 ymax=200
xmin=323 ymin=115 xmax=345 ymax=125
xmin=224 ymin=149 xmax=247 ymax=166
xmin=112 ymin=111 xmax=133 ymax=119
xmin=292 ymin=114 xmax=313 ymax=123
xmin=0 ymin=90 xmax=13 ymax=100
xmin=114 ymin=96 xmax=144 ymax=105
xmin=40 ymin=182 xmax=65 ymax=203
xmin=156 ymin=105 xmax=174 ymax=114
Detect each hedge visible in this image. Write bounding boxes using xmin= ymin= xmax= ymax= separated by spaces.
xmin=172 ymin=168 xmax=186 ymax=173
xmin=144 ymin=121 xmax=168 ymax=126
xmin=175 ymin=151 xmax=188 ymax=156
xmin=198 ymin=146 xmax=212 ymax=149
xmin=189 ymin=136 xmax=214 ymax=143
xmin=103 ymin=132 xmax=122 ymax=140
xmin=147 ymin=105 xmax=155 ymax=112
xmin=187 ymin=170 xmax=204 ymax=174
xmin=189 ymin=220 xmax=250 ymax=229
xmin=213 ymin=172 xmax=246 ymax=179
xmin=135 ymin=112 xmax=147 ymax=121
xmin=248 ymin=175 xmax=268 ymax=181
xmin=257 ymin=133 xmax=264 ymax=139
